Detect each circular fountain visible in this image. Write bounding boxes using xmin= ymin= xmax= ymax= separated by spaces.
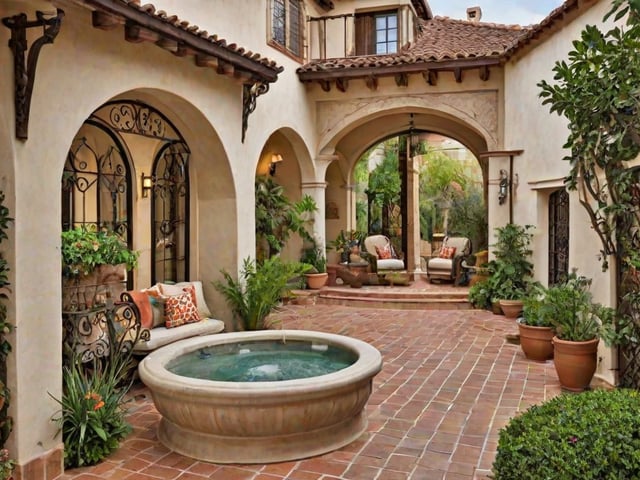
xmin=138 ymin=330 xmax=382 ymax=464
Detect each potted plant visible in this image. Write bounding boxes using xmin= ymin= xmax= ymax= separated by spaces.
xmin=488 ymin=224 xmax=535 ymax=319
xmin=300 ymin=246 xmax=328 ymax=290
xmin=61 ymin=225 xmax=139 ymax=310
xmin=328 ymin=230 xmax=366 ymax=264
xmin=254 ymin=176 xmax=317 ymax=261
xmin=517 ymin=285 xmax=555 ymax=361
xmin=546 ymin=271 xmax=631 ymax=391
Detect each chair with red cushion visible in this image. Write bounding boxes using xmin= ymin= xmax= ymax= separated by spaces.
xmin=363 ymin=235 xmax=405 ymax=273
xmin=426 ymin=236 xmax=471 ymax=284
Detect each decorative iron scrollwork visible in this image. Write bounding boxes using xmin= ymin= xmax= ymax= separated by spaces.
xmin=242 ymin=81 xmax=269 ymax=143
xmin=2 ymin=9 xmax=64 ymax=140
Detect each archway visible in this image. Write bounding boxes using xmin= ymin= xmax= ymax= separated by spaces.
xmin=322 ymin=107 xmax=491 ymax=273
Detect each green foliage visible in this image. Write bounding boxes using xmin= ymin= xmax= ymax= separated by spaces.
xmin=61 ymin=226 xmax=139 ymax=277
xmin=538 ymin=1 xmax=640 ymax=272
xmin=545 ymin=270 xmax=632 ymax=344
xmin=448 ymin=188 xmax=488 ymax=251
xmin=0 ymin=449 xmax=14 ymax=480
xmin=214 ymin=257 xmax=310 ymax=331
xmin=51 ymin=351 xmax=133 ymax=469
xmin=492 ymin=388 xmax=640 ymax=479
xmin=486 ymin=224 xmax=536 ymax=301
xmin=520 ymin=284 xmax=555 ymax=328
xmin=255 ymin=177 xmax=317 ymax=260
xmin=328 ymin=230 xmax=367 ymax=259
xmin=300 ymin=246 xmax=326 ymax=273
xmin=0 ymin=192 xmax=13 ymax=462
xmin=468 ymin=281 xmax=492 ymax=310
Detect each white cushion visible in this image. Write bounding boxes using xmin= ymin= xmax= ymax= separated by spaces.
xmin=133 ymin=318 xmax=225 ymax=353
xmin=377 ymin=258 xmax=405 ymax=271
xmin=428 ymin=257 xmax=453 ymax=270
xmin=158 ymin=281 xmax=212 ymax=318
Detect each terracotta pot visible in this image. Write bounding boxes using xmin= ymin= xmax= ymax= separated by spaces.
xmin=305 ymin=273 xmax=328 ymax=290
xmin=499 ymin=299 xmax=524 ymax=320
xmin=552 ymin=336 xmax=599 ymax=392
xmin=517 ymin=320 xmax=554 ymax=361
xmin=492 ymin=300 xmax=503 ymax=315
xmin=326 ymin=264 xmax=339 ymax=286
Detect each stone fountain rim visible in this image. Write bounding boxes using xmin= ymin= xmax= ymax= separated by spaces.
xmin=138 ymin=329 xmax=383 ymax=398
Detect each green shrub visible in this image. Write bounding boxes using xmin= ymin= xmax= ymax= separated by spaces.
xmin=51 ymin=354 xmax=133 ymax=468
xmin=492 ymin=389 xmax=640 ymax=479
xmin=214 ymin=256 xmax=310 ymax=330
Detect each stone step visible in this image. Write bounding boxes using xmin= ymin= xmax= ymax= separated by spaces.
xmin=315 ymin=286 xmax=471 ymax=310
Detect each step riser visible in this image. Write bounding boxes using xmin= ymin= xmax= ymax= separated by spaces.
xmin=317 ymin=296 xmax=471 ymax=310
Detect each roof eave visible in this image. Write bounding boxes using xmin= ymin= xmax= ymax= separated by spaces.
xmin=81 ymin=0 xmax=283 ymax=84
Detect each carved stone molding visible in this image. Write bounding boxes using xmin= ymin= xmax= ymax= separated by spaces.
xmin=2 ymin=9 xmax=64 ymax=140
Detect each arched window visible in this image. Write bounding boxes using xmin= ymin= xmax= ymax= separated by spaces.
xmin=62 ymin=100 xmax=190 ymax=285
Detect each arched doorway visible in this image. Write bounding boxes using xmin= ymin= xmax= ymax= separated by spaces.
xmin=62 ymin=100 xmax=191 ymax=286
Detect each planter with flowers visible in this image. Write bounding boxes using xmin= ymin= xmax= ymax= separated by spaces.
xmin=517 ymin=285 xmax=555 ymax=361
xmin=61 ymin=225 xmax=139 ymax=311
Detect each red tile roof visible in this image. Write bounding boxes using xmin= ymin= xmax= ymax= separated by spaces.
xmin=297 ymin=17 xmax=529 ymax=75
xmin=297 ymin=0 xmax=599 ymax=79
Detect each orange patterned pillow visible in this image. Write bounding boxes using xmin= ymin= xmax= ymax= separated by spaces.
xmin=164 ymin=291 xmax=201 ymax=328
xmin=375 ymin=244 xmax=393 ymax=260
xmin=439 ymin=246 xmax=457 ymax=259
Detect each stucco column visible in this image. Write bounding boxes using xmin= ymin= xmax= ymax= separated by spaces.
xmin=482 ymin=150 xmax=523 ymax=251
xmin=301 ymin=181 xmax=328 ymax=251
xmin=407 ymin=155 xmax=420 ymax=273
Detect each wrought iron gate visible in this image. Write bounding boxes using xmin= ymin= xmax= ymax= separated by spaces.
xmin=548 ymin=189 xmax=569 ymax=285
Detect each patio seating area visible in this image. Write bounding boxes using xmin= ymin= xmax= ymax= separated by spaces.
xmin=57 ymin=295 xmax=563 ymax=480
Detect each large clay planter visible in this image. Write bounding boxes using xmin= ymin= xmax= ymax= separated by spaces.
xmin=499 ymin=299 xmax=524 ymax=320
xmin=552 ymin=336 xmax=599 ymax=391
xmin=517 ymin=320 xmax=554 ymax=361
xmin=305 ymin=272 xmax=328 ymax=290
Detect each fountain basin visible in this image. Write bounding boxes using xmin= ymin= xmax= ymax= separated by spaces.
xmin=138 ymin=330 xmax=382 ymax=464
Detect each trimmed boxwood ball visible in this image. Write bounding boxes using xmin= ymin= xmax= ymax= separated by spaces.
xmin=492 ymin=389 xmax=640 ymax=479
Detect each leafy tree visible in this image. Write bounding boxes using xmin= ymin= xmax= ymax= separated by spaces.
xmin=419 ymin=147 xmax=468 ymax=237
xmin=367 ymin=141 xmax=401 ymax=235
xmin=254 ymin=176 xmax=317 ymax=261
xmin=538 ymin=0 xmax=640 ymax=386
xmin=538 ymin=0 xmax=640 ymax=272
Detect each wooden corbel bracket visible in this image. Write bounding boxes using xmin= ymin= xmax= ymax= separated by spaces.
xmin=241 ymin=81 xmax=269 ymax=143
xmin=2 ymin=8 xmax=64 ymax=140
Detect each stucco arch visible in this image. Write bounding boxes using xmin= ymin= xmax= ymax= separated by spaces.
xmin=317 ymin=94 xmax=497 ymax=178
xmin=256 ymin=127 xmax=315 ymax=183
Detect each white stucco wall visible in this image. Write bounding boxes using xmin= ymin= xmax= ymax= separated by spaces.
xmin=504 ymin=0 xmax=620 ymax=384
xmin=1 ymin=0 xmax=322 ymax=467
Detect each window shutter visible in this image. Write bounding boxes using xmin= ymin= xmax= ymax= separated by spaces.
xmin=355 ymin=13 xmax=374 ymax=55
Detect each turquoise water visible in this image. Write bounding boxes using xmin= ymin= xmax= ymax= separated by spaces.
xmin=167 ymin=340 xmax=358 ymax=382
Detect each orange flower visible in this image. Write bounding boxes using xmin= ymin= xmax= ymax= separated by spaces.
xmin=93 ymin=400 xmax=105 ymax=411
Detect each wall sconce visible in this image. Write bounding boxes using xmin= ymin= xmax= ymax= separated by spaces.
xmin=269 ymin=153 xmax=283 ymax=176
xmin=141 ymin=173 xmax=153 ymax=198
xmin=497 ymin=169 xmax=519 ymax=205
xmin=498 ymin=169 xmax=508 ymax=205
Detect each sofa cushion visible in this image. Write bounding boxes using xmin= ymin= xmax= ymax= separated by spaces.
xmin=126 ymin=290 xmax=153 ymax=329
xmin=375 ymin=244 xmax=393 ymax=259
xmin=164 ymin=289 xmax=201 ymax=328
xmin=377 ymin=258 xmax=405 ymax=271
xmin=133 ymin=318 xmax=225 ymax=353
xmin=159 ymin=281 xmax=212 ymax=318
xmin=439 ymin=246 xmax=457 ymax=259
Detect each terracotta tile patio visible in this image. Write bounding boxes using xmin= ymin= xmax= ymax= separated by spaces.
xmin=57 ymin=297 xmax=562 ymax=480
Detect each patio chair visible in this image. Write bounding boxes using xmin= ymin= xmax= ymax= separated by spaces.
xmin=426 ymin=235 xmax=471 ymax=284
xmin=363 ymin=235 xmax=405 ymax=273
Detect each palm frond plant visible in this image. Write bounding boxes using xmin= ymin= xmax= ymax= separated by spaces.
xmin=214 ymin=257 xmax=310 ymax=331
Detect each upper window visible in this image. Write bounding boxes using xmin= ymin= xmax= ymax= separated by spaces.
xmin=375 ymin=12 xmax=398 ymax=54
xmin=355 ymin=10 xmax=398 ymax=56
xmin=270 ymin=0 xmax=303 ymax=59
